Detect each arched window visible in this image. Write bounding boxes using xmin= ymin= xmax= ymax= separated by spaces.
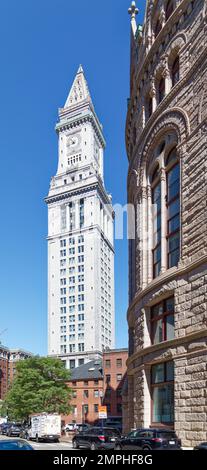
xmin=166 ymin=148 xmax=180 ymax=268
xmin=172 ymin=56 xmax=180 ymax=87
xmin=152 ymin=166 xmax=161 ymax=278
xmin=158 ymin=78 xmax=165 ymax=103
xmin=154 ymin=19 xmax=162 ymax=38
xmin=165 ymin=0 xmax=174 ymax=21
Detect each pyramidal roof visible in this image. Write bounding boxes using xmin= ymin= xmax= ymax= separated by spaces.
xmin=64 ymin=65 xmax=92 ymax=109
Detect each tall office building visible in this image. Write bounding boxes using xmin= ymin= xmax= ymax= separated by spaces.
xmin=46 ymin=66 xmax=115 ymax=369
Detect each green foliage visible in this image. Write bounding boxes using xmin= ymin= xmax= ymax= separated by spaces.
xmin=2 ymin=356 xmax=72 ymax=421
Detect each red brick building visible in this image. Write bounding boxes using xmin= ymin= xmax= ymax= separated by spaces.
xmin=102 ymin=349 xmax=128 ymax=418
xmin=63 ymin=359 xmax=103 ymax=426
xmin=63 ymin=349 xmax=128 ymax=427
xmin=0 ymin=345 xmax=32 ymax=400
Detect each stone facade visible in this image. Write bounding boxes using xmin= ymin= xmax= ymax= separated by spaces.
xmin=124 ymin=0 xmax=207 ymax=447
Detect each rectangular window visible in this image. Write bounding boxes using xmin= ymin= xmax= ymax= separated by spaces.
xmin=116 ymin=358 xmax=122 ymax=368
xmin=151 ymin=361 xmax=174 ymax=424
xmin=117 ymin=374 xmax=122 ymax=382
xmin=105 ymin=359 xmax=111 ymax=368
xmin=151 ymin=297 xmax=174 ymax=344
xmin=83 ymin=390 xmax=88 ymax=398
xmin=106 ymin=374 xmax=111 ymax=383
xmin=69 ymin=360 xmax=75 ymax=370
xmin=69 ymin=202 xmax=75 ymax=231
xmin=79 ymin=199 xmax=84 ymax=228
xmin=78 ymin=343 xmax=84 ymax=352
xmin=94 ymin=404 xmax=99 ymax=413
xmin=167 ymin=162 xmax=180 ymax=268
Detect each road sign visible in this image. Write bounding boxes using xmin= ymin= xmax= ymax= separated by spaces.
xmin=98 ymin=405 xmax=107 ymax=419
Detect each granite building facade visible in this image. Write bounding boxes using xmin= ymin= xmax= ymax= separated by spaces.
xmin=124 ymin=0 xmax=207 ymax=447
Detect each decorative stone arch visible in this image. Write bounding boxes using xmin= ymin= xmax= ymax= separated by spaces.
xmin=138 ymin=107 xmax=190 ymax=186
xmin=128 ymin=168 xmax=139 ymax=203
xmin=166 ymin=33 xmax=187 ymax=69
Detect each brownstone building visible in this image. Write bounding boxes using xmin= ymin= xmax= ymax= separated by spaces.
xmin=0 ymin=345 xmax=33 ymax=400
xmin=124 ymin=0 xmax=207 ymax=447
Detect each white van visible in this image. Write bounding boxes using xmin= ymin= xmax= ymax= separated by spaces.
xmin=29 ymin=413 xmax=61 ymax=442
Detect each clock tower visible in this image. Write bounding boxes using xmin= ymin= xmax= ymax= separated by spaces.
xmin=45 ymin=66 xmax=115 ymax=369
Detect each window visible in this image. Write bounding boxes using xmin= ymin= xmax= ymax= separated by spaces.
xmin=106 ymin=374 xmax=111 ymax=383
xmin=151 ymin=298 xmax=174 ymax=344
xmin=78 ymin=359 xmax=84 ymax=366
xmin=116 ymin=358 xmax=122 ymax=368
xmin=166 ymin=149 xmax=180 ymax=268
xmin=94 ymin=404 xmax=99 ymax=413
xmin=83 ymin=390 xmax=88 ymax=398
xmin=158 ymin=78 xmax=165 ymax=103
xmin=172 ymin=56 xmax=179 ymax=87
xmin=165 ymin=0 xmax=174 ymax=21
xmin=152 ymin=177 xmax=161 ymax=278
xmin=117 ymin=374 xmax=122 ymax=382
xmin=94 ymin=390 xmax=99 ymax=398
xmin=79 ymin=199 xmax=84 ymax=228
xmin=78 ymin=343 xmax=84 ymax=352
xmin=105 ymin=359 xmax=111 ymax=368
xmin=69 ymin=360 xmax=75 ymax=369
xmin=151 ymin=361 xmax=174 ymax=424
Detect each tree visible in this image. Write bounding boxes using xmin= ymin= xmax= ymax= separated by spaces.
xmin=2 ymin=356 xmax=72 ymax=421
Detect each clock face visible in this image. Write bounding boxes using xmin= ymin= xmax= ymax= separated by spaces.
xmin=67 ymin=134 xmax=80 ymax=149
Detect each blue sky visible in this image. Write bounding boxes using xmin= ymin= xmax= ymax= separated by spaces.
xmin=0 ymin=0 xmax=145 ymax=354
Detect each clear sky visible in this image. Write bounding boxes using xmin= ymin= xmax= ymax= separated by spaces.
xmin=0 ymin=0 xmax=145 ymax=355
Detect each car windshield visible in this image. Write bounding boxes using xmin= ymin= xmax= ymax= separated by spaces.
xmin=157 ymin=431 xmax=177 ymax=439
xmin=0 ymin=441 xmax=32 ymax=450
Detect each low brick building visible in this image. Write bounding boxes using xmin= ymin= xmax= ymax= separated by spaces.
xmin=102 ymin=349 xmax=128 ymax=418
xmin=63 ymin=359 xmax=103 ymax=426
xmin=0 ymin=345 xmax=33 ymax=400
xmin=63 ymin=349 xmax=128 ymax=427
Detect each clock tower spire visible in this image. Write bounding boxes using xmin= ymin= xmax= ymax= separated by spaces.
xmin=46 ymin=67 xmax=115 ymax=369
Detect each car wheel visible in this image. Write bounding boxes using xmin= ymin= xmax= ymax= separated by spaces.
xmin=90 ymin=442 xmax=96 ymax=450
xmin=142 ymin=445 xmax=151 ymax=450
xmin=73 ymin=439 xmax=79 ymax=449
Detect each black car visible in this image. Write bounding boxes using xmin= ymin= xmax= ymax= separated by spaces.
xmin=72 ymin=426 xmax=121 ymax=450
xmin=194 ymin=442 xmax=207 ymax=450
xmin=0 ymin=438 xmax=34 ymax=450
xmin=115 ymin=428 xmax=181 ymax=450
xmin=6 ymin=423 xmax=23 ymax=437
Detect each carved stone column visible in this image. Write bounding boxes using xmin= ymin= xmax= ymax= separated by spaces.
xmin=160 ymin=167 xmax=167 ymax=273
xmin=147 ymin=184 xmax=153 ymax=283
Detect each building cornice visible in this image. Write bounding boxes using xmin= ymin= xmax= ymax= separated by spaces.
xmin=127 ymin=253 xmax=207 ymax=325
xmin=45 ymin=180 xmax=112 ymax=208
xmin=126 ymin=328 xmax=207 ymax=372
xmin=56 ymin=112 xmax=106 ymax=148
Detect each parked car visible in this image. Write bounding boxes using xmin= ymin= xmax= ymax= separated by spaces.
xmin=6 ymin=423 xmax=24 ymax=437
xmin=0 ymin=438 xmax=34 ymax=450
xmin=72 ymin=426 xmax=121 ymax=450
xmin=194 ymin=442 xmax=207 ymax=450
xmin=64 ymin=423 xmax=76 ymax=432
xmin=115 ymin=428 xmax=181 ymax=450
xmin=75 ymin=423 xmax=91 ymax=433
xmin=95 ymin=417 xmax=122 ymax=432
xmin=0 ymin=422 xmax=13 ymax=435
